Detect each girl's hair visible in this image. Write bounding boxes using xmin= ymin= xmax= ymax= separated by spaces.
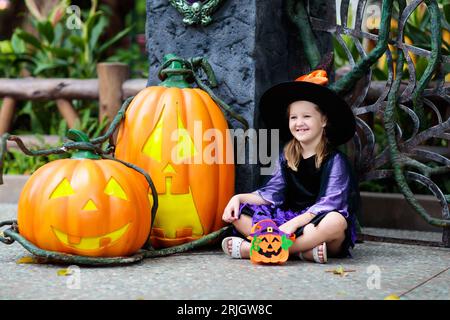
xmin=284 ymin=103 xmax=329 ymax=171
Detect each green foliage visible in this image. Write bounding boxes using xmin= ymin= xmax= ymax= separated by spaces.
xmin=72 ymin=104 xmax=109 ymax=138
xmin=14 ymin=101 xmax=64 ymax=135
xmin=6 ymin=0 xmax=132 ymax=136
xmin=3 ymin=140 xmax=69 ymax=176
xmin=333 ymin=35 xmax=359 ymax=70
xmin=113 ymin=0 xmax=148 ymax=78
xmin=106 ymin=42 xmax=148 ymax=78
xmin=2 ymin=0 xmax=137 ymax=174
xmin=7 ymin=101 xmax=109 ymax=173
xmin=0 ymin=34 xmax=30 ymax=78
xmin=14 ymin=1 xmax=132 ymax=78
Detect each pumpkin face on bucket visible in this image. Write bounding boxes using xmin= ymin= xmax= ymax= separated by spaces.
xmin=115 ymin=85 xmax=234 ymax=248
xmin=256 ymin=234 xmax=284 ymax=258
xmin=248 ymin=220 xmax=295 ymax=264
xmin=17 ymin=158 xmax=151 ymax=257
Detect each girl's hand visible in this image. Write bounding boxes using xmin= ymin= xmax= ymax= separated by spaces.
xmin=279 ymin=213 xmax=315 ymax=235
xmin=279 ymin=219 xmax=300 ymax=235
xmin=222 ymin=195 xmax=241 ymax=223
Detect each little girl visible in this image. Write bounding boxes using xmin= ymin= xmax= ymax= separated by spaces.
xmin=221 ymin=71 xmax=360 ymax=263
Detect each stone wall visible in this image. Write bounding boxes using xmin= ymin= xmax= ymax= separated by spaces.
xmin=146 ymin=0 xmax=333 ymax=192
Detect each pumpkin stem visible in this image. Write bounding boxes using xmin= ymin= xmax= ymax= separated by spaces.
xmin=158 ymin=54 xmax=192 ymax=88
xmin=66 ymin=129 xmax=101 ymax=160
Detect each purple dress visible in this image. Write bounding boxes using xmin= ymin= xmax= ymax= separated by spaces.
xmin=238 ymin=150 xmax=359 ymax=258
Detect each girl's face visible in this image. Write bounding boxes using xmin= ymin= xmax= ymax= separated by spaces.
xmin=288 ymin=100 xmax=327 ymax=146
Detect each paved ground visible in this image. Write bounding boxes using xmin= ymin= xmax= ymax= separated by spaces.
xmin=0 ymin=204 xmax=449 ymax=300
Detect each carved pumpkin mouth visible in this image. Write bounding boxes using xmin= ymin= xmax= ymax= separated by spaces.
xmin=51 ymin=223 xmax=130 ymax=250
xmin=258 ymin=247 xmax=282 ymax=258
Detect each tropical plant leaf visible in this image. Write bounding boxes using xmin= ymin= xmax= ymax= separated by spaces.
xmin=18 ymin=102 xmax=44 ymax=134
xmin=84 ymin=11 xmax=103 ymax=41
xmin=45 ymin=46 xmax=73 ymax=59
xmin=11 ymin=33 xmax=27 ymax=54
xmin=15 ymin=29 xmax=43 ymax=50
xmin=96 ymin=27 xmax=133 ymax=56
xmin=404 ymin=24 xmax=430 ymax=46
xmin=49 ymin=0 xmax=69 ymax=26
xmin=0 ymin=40 xmax=13 ymax=54
xmin=37 ymin=20 xmax=54 ymax=44
xmin=52 ymin=23 xmax=65 ymax=47
xmin=58 ymin=117 xmax=69 ymax=138
xmin=33 ymin=60 xmax=70 ymax=76
xmin=25 ymin=0 xmax=44 ymax=21
xmin=417 ymin=10 xmax=431 ymax=30
xmin=89 ymin=15 xmax=108 ymax=51
xmin=68 ymin=35 xmax=85 ymax=51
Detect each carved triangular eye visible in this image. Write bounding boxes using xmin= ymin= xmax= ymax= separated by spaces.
xmin=50 ymin=178 xmax=75 ymax=199
xmin=104 ymin=178 xmax=128 ymax=201
xmin=142 ymin=113 xmax=163 ymax=162
xmin=142 ymin=109 xmax=198 ymax=162
xmin=175 ymin=112 xmax=197 ymax=162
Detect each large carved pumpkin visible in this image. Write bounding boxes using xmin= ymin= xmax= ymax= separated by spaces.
xmin=17 ymin=131 xmax=152 ymax=257
xmin=115 ymin=56 xmax=234 ymax=248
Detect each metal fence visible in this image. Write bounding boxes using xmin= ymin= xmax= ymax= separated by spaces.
xmin=304 ymin=0 xmax=450 ymax=245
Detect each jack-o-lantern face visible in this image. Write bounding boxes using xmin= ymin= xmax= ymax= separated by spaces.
xmin=248 ymin=220 xmax=295 ymax=264
xmin=17 ymin=159 xmax=151 ymax=257
xmin=115 ymin=86 xmax=234 ymax=248
xmin=256 ymin=235 xmax=283 ymax=258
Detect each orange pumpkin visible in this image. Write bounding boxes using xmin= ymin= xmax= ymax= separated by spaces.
xmin=17 ymin=132 xmax=151 ymax=257
xmin=248 ymin=220 xmax=294 ymax=264
xmin=115 ymin=55 xmax=234 ymax=248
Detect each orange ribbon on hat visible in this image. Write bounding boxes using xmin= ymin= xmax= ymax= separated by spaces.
xmin=295 ymin=69 xmax=328 ymax=86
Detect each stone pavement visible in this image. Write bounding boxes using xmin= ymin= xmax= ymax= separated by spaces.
xmin=0 ymin=204 xmax=449 ymax=300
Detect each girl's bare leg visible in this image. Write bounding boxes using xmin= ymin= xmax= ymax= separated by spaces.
xmin=289 ymin=211 xmax=348 ymax=261
xmin=224 ymin=215 xmax=252 ymax=259
xmin=232 ymin=214 xmax=253 ymax=236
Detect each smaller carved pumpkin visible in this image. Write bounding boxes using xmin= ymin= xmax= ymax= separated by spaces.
xmin=247 ymin=219 xmax=295 ymax=264
xmin=17 ymin=130 xmax=152 ymax=257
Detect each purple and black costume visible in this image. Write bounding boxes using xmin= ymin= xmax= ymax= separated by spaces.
xmin=238 ymin=149 xmax=360 ymax=258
